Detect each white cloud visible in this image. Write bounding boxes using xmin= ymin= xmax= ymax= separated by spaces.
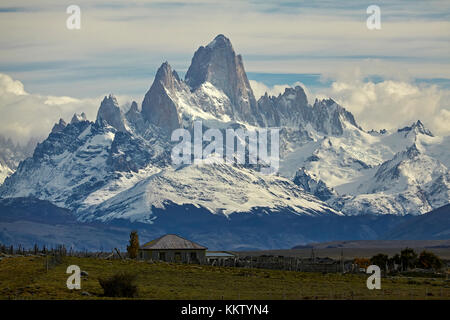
xmin=317 ymin=79 xmax=450 ymax=136
xmin=433 ymin=109 xmax=450 ymax=135
xmin=0 ymin=73 xmax=132 ymax=145
xmin=0 ymin=74 xmax=27 ymax=96
xmin=0 ymin=0 xmax=449 ymax=98
xmin=249 ymin=80 xmax=289 ymax=99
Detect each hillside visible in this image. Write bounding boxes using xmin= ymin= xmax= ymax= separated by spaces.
xmin=384 ymin=204 xmax=450 ymax=240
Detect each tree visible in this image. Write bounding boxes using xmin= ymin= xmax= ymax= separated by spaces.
xmin=370 ymin=253 xmax=388 ymax=271
xmin=418 ymin=251 xmax=443 ymax=270
xmin=354 ymin=258 xmax=371 ymax=269
xmin=400 ymin=248 xmax=417 ymax=271
xmin=127 ymin=230 xmax=140 ymax=259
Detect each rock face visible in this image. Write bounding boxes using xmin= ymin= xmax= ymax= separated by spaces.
xmin=310 ymin=98 xmax=359 ymax=135
xmin=398 ymin=120 xmax=434 ymax=137
xmin=96 ymin=94 xmax=127 ymax=132
xmin=261 ymin=86 xmax=310 ymax=127
xmin=293 ymin=167 xmax=336 ymax=201
xmin=71 ymin=112 xmax=87 ymax=124
xmin=125 ymin=101 xmax=146 ymax=133
xmin=107 ymin=131 xmax=154 ymax=173
xmin=51 ymin=119 xmax=67 ymax=134
xmin=0 ymin=135 xmax=36 ymax=184
xmin=257 ymin=87 xmax=359 ymax=135
xmin=258 ymin=86 xmax=308 ymax=127
xmin=141 ymin=62 xmax=182 ymax=133
xmin=185 ymin=34 xmax=260 ymax=124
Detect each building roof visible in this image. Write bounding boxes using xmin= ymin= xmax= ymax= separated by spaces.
xmin=206 ymin=251 xmax=235 ymax=257
xmin=140 ymin=234 xmax=207 ymax=250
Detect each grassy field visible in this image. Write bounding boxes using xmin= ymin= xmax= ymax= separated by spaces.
xmin=0 ymin=256 xmax=449 ymax=300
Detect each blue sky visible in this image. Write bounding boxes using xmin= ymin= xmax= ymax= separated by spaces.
xmin=0 ymin=0 xmax=449 ymax=142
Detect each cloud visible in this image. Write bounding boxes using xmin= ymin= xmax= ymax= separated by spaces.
xmin=433 ymin=109 xmax=450 ymax=135
xmin=249 ymin=80 xmax=290 ymax=99
xmin=0 ymin=0 xmax=449 ymax=97
xmin=0 ymin=73 xmax=27 ymax=95
xmin=316 ymin=79 xmax=450 ymax=136
xmin=0 ymin=73 xmax=132 ymax=145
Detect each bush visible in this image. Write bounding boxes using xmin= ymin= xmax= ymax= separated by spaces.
xmin=98 ymin=272 xmax=138 ymax=297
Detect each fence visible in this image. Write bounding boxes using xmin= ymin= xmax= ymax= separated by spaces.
xmin=0 ymin=243 xmax=127 ymax=260
xmin=207 ymin=256 xmax=345 ymax=273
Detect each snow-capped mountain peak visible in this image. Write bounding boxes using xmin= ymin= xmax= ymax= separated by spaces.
xmin=398 ymin=120 xmax=434 ymax=137
xmin=185 ymin=34 xmax=260 ymax=125
xmin=0 ymin=35 xmax=448 ymax=223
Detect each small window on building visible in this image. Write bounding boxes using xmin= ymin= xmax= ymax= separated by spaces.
xmin=174 ymin=252 xmax=181 ymax=262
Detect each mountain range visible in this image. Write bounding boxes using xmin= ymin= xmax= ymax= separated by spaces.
xmin=0 ymin=35 xmax=449 ymax=250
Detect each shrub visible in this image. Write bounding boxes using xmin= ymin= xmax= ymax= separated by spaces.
xmin=98 ymin=272 xmax=138 ymax=298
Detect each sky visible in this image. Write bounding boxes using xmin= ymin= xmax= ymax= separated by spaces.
xmin=0 ymin=0 xmax=449 ymax=144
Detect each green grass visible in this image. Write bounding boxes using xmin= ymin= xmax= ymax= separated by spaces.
xmin=0 ymin=256 xmax=449 ymax=300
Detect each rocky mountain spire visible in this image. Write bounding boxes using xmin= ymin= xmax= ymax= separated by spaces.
xmin=70 ymin=112 xmax=87 ymax=124
xmin=293 ymin=167 xmax=336 ymax=201
xmin=141 ymin=62 xmax=181 ymax=133
xmin=127 ymin=101 xmax=139 ymax=114
xmin=185 ymin=34 xmax=260 ymax=124
xmin=125 ymin=101 xmax=146 ymax=133
xmin=51 ymin=118 xmax=67 ymax=133
xmin=311 ymin=98 xmax=359 ymax=135
xmin=96 ymin=94 xmax=127 ymax=132
xmin=398 ymin=120 xmax=434 ymax=137
xmin=258 ymin=86 xmax=309 ymax=127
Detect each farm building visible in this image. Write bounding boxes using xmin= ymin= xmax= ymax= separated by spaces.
xmin=139 ymin=234 xmax=207 ymax=263
xmin=206 ymin=251 xmax=236 ymax=265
